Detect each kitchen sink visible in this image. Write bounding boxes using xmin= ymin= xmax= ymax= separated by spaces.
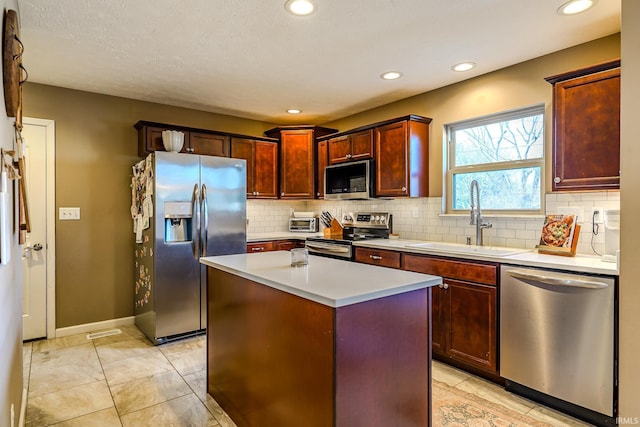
xmin=405 ymin=242 xmax=530 ymax=258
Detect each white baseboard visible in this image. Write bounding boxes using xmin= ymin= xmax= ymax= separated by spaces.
xmin=55 ymin=316 xmax=135 ymax=338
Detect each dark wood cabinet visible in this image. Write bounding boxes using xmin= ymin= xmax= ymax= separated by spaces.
xmin=316 ymin=140 xmax=328 ymax=198
xmin=403 ymin=254 xmax=498 ymax=376
xmin=247 ymin=239 xmax=305 ymax=253
xmin=190 ymin=132 xmax=230 ymax=157
xmin=265 ymin=126 xmax=337 ymax=199
xmin=246 ymin=241 xmax=277 ymax=253
xmin=546 ymin=59 xmax=621 ymax=191
xmin=328 ymin=129 xmax=373 ymax=164
xmin=374 ymin=116 xmax=431 ymax=197
xmin=134 ymin=121 xmax=239 ymax=158
xmin=231 ymin=137 xmax=278 ymax=199
xmin=275 ymin=240 xmax=306 ymax=251
xmin=354 ymin=247 xmax=401 ymax=269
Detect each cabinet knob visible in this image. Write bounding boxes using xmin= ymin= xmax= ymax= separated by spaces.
xmin=370 ymin=255 xmax=383 ymax=260
xmin=443 ymin=283 xmax=449 ymax=290
xmin=255 ymin=191 xmax=259 ymax=196
xmin=554 ymin=177 xmax=561 ymax=184
xmin=402 ymin=186 xmax=407 ymax=192
xmin=281 ymin=192 xmax=285 ymax=196
xmin=346 ymin=154 xmax=352 ymax=159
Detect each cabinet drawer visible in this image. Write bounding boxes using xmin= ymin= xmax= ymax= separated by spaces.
xmin=355 ymin=248 xmax=401 ymax=269
xmin=246 ymin=241 xmax=276 ymax=253
xmin=402 ymin=254 xmax=497 ymax=285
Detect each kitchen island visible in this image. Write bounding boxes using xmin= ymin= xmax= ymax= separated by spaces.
xmin=201 ymin=251 xmax=441 ymax=427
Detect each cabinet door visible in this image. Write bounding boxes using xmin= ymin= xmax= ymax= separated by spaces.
xmin=190 ymin=132 xmax=230 ymax=157
xmin=317 ymin=140 xmax=328 ymax=198
xmin=254 ymin=142 xmax=278 ymax=199
xmin=375 ymin=121 xmax=409 ymax=197
xmin=246 ymin=241 xmax=276 ymax=253
xmin=349 ymin=129 xmax=374 ymax=161
xmin=138 ymin=125 xmax=190 ymax=156
xmin=275 ymin=240 xmax=305 ymax=251
xmin=280 ymin=130 xmax=315 ymax=199
xmin=551 ymin=68 xmax=620 ymax=191
xmin=446 ymin=280 xmax=497 ymax=374
xmin=355 ymin=247 xmax=401 ymax=269
xmin=328 ymin=135 xmax=351 ymax=164
xmin=431 ymin=284 xmax=446 ymax=356
xmin=231 ymin=138 xmax=255 ymax=197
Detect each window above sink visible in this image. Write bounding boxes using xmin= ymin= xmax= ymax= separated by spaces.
xmin=444 ymin=104 xmax=545 ymax=216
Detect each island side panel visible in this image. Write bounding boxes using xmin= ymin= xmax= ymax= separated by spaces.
xmin=335 ymin=287 xmax=432 ymax=427
xmin=207 ymin=267 xmax=335 ymax=427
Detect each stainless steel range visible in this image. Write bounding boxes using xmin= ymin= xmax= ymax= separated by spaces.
xmin=305 ymin=212 xmax=392 ymax=260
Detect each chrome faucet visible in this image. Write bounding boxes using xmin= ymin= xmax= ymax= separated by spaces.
xmin=470 ymin=180 xmax=492 ymax=246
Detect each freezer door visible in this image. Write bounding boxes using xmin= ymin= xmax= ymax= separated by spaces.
xmin=199 ymin=156 xmax=247 ymax=327
xmin=153 ymin=152 xmax=202 ymax=340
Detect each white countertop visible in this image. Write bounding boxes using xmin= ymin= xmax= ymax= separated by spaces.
xmin=201 ymin=251 xmax=442 ymax=307
xmin=354 ymin=238 xmax=619 ymax=276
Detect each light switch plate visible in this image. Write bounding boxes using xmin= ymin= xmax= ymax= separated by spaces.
xmin=59 ymin=207 xmax=80 ymax=220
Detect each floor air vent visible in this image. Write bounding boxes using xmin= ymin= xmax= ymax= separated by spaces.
xmin=86 ymin=329 xmax=122 ymax=340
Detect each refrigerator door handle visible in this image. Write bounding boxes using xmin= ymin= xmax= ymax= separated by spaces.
xmin=191 ymin=183 xmax=200 ymax=260
xmin=201 ymin=184 xmax=208 ymax=257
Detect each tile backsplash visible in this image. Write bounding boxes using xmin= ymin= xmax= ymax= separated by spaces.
xmin=247 ymin=191 xmax=620 ymax=256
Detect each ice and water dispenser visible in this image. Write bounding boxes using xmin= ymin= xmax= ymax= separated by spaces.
xmin=164 ymin=202 xmax=192 ymax=243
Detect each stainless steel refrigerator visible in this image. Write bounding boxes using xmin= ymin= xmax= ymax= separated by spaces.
xmin=133 ymin=151 xmax=246 ymax=344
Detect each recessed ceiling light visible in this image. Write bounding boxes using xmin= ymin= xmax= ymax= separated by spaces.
xmin=557 ymin=0 xmax=597 ymax=15
xmin=381 ymin=71 xmax=402 ymax=80
xmin=451 ymin=62 xmax=476 ymax=72
xmin=285 ymin=0 xmax=317 ymax=16
xmin=287 ymin=109 xmax=302 ymax=114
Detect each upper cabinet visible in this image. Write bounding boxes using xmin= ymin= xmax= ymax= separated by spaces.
xmin=265 ymin=126 xmax=337 ymax=199
xmin=316 ymin=139 xmax=328 ymax=199
xmin=231 ymin=137 xmax=278 ymax=199
xmin=327 ymin=129 xmax=373 ymax=164
xmin=374 ymin=116 xmax=431 ymax=198
xmin=134 ymin=121 xmax=230 ymax=157
xmin=545 ymin=59 xmax=621 ymax=192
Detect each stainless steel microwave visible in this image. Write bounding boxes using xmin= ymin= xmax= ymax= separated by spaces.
xmin=324 ymin=160 xmax=373 ymax=200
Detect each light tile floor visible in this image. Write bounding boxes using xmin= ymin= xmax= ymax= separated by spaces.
xmin=23 ymin=325 xmax=592 ymax=426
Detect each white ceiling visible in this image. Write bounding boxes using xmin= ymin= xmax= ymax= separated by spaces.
xmin=17 ymin=0 xmax=621 ymax=125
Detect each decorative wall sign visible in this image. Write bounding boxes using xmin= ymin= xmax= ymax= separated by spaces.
xmin=3 ymin=9 xmax=25 ymax=121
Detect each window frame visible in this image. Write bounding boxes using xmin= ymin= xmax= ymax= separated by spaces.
xmin=444 ymin=104 xmax=545 ymax=216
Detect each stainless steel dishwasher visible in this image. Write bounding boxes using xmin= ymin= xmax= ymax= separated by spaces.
xmin=500 ymin=266 xmax=616 ymax=425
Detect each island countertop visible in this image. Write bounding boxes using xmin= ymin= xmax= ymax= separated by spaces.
xmin=200 ymin=251 xmax=442 ymax=308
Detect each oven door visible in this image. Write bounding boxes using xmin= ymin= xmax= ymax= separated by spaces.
xmin=305 ymin=240 xmax=353 ymax=260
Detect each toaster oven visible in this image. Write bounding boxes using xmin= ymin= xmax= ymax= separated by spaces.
xmin=288 ymin=217 xmax=319 ymax=232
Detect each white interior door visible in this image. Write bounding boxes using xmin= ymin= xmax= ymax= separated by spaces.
xmin=21 ymin=118 xmax=55 ymax=341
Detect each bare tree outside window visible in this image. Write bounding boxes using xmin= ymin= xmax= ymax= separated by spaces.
xmin=447 ymin=105 xmax=544 ymax=213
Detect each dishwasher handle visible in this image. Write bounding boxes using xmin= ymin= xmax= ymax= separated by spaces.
xmin=506 ymin=269 xmax=609 ymax=289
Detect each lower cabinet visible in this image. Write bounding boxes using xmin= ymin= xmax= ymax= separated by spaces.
xmin=403 ymin=254 xmax=498 ymax=377
xmin=246 ymin=239 xmax=305 ymax=253
xmin=354 ymin=247 xmax=401 ymax=269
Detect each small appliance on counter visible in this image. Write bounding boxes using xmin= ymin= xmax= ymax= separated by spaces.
xmin=306 ymin=211 xmax=392 ymax=260
xmin=289 ymin=216 xmax=319 ymax=232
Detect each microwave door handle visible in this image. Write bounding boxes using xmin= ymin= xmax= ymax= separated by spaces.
xmin=191 ymin=184 xmax=200 ymax=260
xmin=201 ymin=184 xmax=208 ymax=257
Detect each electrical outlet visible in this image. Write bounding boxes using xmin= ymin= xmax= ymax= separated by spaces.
xmin=59 ymin=207 xmax=81 ymax=220
xmin=591 ymin=207 xmax=603 ymax=225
